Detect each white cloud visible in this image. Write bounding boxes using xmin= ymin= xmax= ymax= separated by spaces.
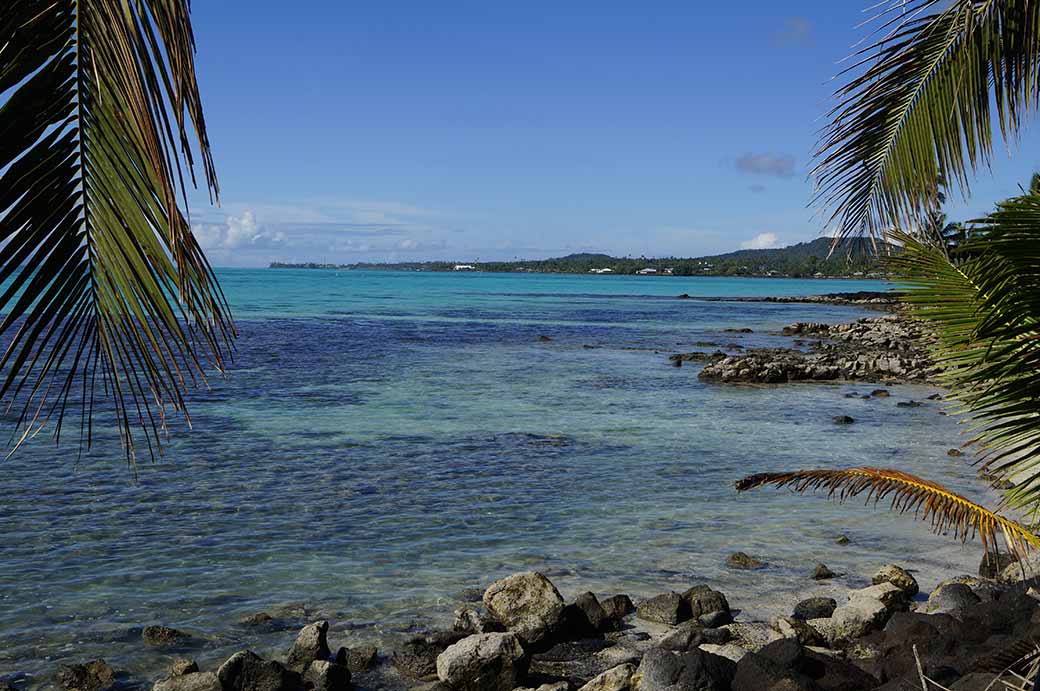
xmin=735 ymin=153 xmax=796 ymax=178
xmin=193 ymin=210 xmax=287 ymax=250
xmin=741 ymin=232 xmax=780 ymax=250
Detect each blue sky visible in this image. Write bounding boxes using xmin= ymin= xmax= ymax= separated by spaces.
xmin=186 ymin=1 xmax=1040 ymax=267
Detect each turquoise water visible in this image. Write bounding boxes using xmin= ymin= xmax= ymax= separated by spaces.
xmin=0 ymin=271 xmax=985 ymax=687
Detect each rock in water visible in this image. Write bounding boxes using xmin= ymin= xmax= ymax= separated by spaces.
xmin=142 ymin=625 xmax=190 ymax=647
xmin=577 ymin=663 xmax=636 ymax=691
xmin=304 ymin=661 xmax=350 ymax=691
xmin=726 ymin=552 xmax=765 ymax=570
xmin=56 ymin=661 xmax=115 ymax=691
xmin=600 ymin=594 xmax=635 ymax=624
xmin=153 ymin=672 xmax=222 ymax=691
xmin=435 ymin=633 xmax=527 ymax=691
xmin=483 ymin=572 xmax=566 ymax=646
xmin=334 ymin=644 xmax=378 ymax=674
xmin=835 ymin=534 xmax=850 ymax=545
xmin=832 ymin=415 xmax=855 ymax=425
xmin=947 ymin=448 xmax=964 ymax=457
xmin=392 ymin=632 xmax=466 ymax=679
xmin=792 ymin=597 xmax=837 ymax=621
xmin=170 ymin=660 xmax=198 ymax=677
xmin=873 ymin=564 xmax=919 ymax=596
xmin=286 ymin=620 xmax=331 ymax=673
xmin=812 ymin=563 xmax=837 ymax=580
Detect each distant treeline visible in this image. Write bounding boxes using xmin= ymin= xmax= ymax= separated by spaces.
xmin=270 ymin=237 xmax=890 ymax=278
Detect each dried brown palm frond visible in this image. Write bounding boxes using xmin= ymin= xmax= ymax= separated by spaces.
xmin=984 ymin=640 xmax=1040 ymax=690
xmin=736 ymin=467 xmax=1040 ymax=561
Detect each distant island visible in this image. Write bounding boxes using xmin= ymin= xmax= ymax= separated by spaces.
xmin=270 ymin=237 xmax=891 ymax=278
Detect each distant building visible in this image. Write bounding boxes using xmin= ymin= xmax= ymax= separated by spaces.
xmin=453 ymin=264 xmax=476 ymax=271
xmin=637 ymin=268 xmax=657 ymax=275
xmin=589 ymin=268 xmax=614 ymax=274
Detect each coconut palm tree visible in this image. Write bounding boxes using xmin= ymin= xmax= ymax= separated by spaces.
xmin=1 ymin=1 xmax=233 ymax=467
xmin=740 ymin=0 xmax=1040 ymax=560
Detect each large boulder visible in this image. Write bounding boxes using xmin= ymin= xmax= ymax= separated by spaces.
xmin=217 ymin=650 xmax=301 ymax=691
xmin=682 ymin=586 xmax=731 ymax=622
xmin=335 ymin=644 xmax=378 ymax=674
xmin=849 ymin=583 xmax=910 ymax=614
xmin=56 ymin=660 xmax=116 ymax=691
xmin=483 ymin=572 xmax=566 ymax=646
xmin=578 ymin=663 xmax=636 ymax=691
xmin=601 ymin=595 xmax=635 ymax=625
xmin=721 ymin=622 xmax=783 ymax=652
xmin=573 ymin=592 xmax=614 ymax=633
xmin=286 ymin=621 xmax=331 ymax=673
xmin=304 ymin=661 xmax=350 ymax=691
xmin=632 ymin=646 xmax=735 ymax=690
xmin=435 ymin=633 xmax=527 ymax=691
xmin=872 ymin=564 xmax=919 ymax=597
xmin=152 ymin=672 xmax=222 ymax=691
xmin=810 ymin=596 xmax=889 ymax=646
xmin=921 ymin=583 xmax=981 ymax=619
xmin=636 ymin=593 xmax=689 ymax=625
xmin=793 ymin=597 xmax=837 ymax=621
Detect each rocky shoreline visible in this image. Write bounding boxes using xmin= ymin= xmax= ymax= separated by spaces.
xmin=17 ymin=291 xmax=1013 ymax=691
xmin=44 ymin=558 xmax=1040 ymax=691
xmin=672 ymin=313 xmax=940 ymax=385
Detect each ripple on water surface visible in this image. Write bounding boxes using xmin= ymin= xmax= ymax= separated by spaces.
xmin=0 ymin=271 xmax=986 ymax=687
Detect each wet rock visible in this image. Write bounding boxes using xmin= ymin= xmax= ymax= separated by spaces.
xmin=633 ymin=646 xmax=735 ymax=691
xmin=573 ymin=592 xmax=614 ymax=633
xmin=812 ymin=563 xmax=837 ymax=580
xmin=726 ymin=551 xmax=765 ymax=570
xmin=142 ymin=625 xmax=190 ymax=647
xmin=683 ymin=585 xmax=731 ymax=622
xmin=453 ymin=607 xmax=501 ymax=634
xmin=527 ymin=638 xmax=613 ymax=685
xmin=577 ymin=663 xmax=636 ymax=691
xmin=56 ymin=661 xmax=115 ymax=691
xmin=217 ymin=651 xmax=300 ymax=691
xmin=979 ymin=551 xmax=1018 ymax=579
xmin=677 ymin=293 xmax=691 ymax=299
xmin=304 ymin=661 xmax=350 ymax=691
xmin=238 ymin=612 xmax=274 ymax=628
xmin=600 ymin=594 xmax=635 ymax=626
xmin=835 ymin=534 xmax=850 ymax=545
xmin=636 ymin=593 xmax=689 ymax=625
xmin=871 ymin=389 xmax=891 ymax=397
xmin=897 ymin=400 xmax=922 ymax=408
xmin=335 ymin=645 xmax=377 ymax=674
xmin=947 ymin=448 xmax=964 ymax=457
xmin=153 ymin=672 xmax=221 ymax=691
xmin=170 ymin=660 xmax=198 ymax=677
xmin=483 ymin=572 xmax=566 ymax=646
xmin=832 ymin=415 xmax=855 ymax=425
xmin=286 ymin=620 xmax=331 ymax=673
xmin=921 ymin=582 xmax=981 ymax=619
xmin=538 ymin=335 xmax=553 ymax=342
xmin=722 ymin=328 xmax=753 ymax=334
xmin=793 ymin=597 xmax=836 ymax=621
xmin=392 ymin=632 xmax=467 ymax=679
xmin=873 ymin=564 xmax=919 ymax=596
xmin=658 ymin=621 xmax=706 ymax=652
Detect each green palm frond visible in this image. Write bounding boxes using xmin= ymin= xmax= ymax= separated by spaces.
xmin=813 ymin=0 xmax=1040 ymax=238
xmin=1 ymin=1 xmax=234 ymax=466
xmin=887 ymin=201 xmax=1040 ymax=513
xmin=736 ymin=467 xmax=1040 ymax=560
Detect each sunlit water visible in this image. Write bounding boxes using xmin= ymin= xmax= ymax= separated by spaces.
xmin=0 ymin=271 xmax=989 ymax=687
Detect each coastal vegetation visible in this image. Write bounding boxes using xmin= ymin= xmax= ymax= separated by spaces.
xmin=0 ymin=1 xmax=232 ymax=464
xmin=271 ymin=237 xmax=887 ymax=278
xmin=740 ymin=0 xmax=1040 ymax=563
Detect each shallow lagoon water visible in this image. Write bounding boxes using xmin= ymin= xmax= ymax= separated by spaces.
xmin=0 ymin=271 xmax=986 ymax=686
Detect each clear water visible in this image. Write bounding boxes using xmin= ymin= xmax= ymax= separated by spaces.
xmin=0 ymin=271 xmax=987 ymax=687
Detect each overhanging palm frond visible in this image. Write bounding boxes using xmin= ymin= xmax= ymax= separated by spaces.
xmin=736 ymin=467 xmax=1040 ymax=560
xmin=812 ymin=0 xmax=1040 ymax=239
xmin=887 ymin=208 xmax=1040 ymax=514
xmin=0 ymin=0 xmax=234 ymax=466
